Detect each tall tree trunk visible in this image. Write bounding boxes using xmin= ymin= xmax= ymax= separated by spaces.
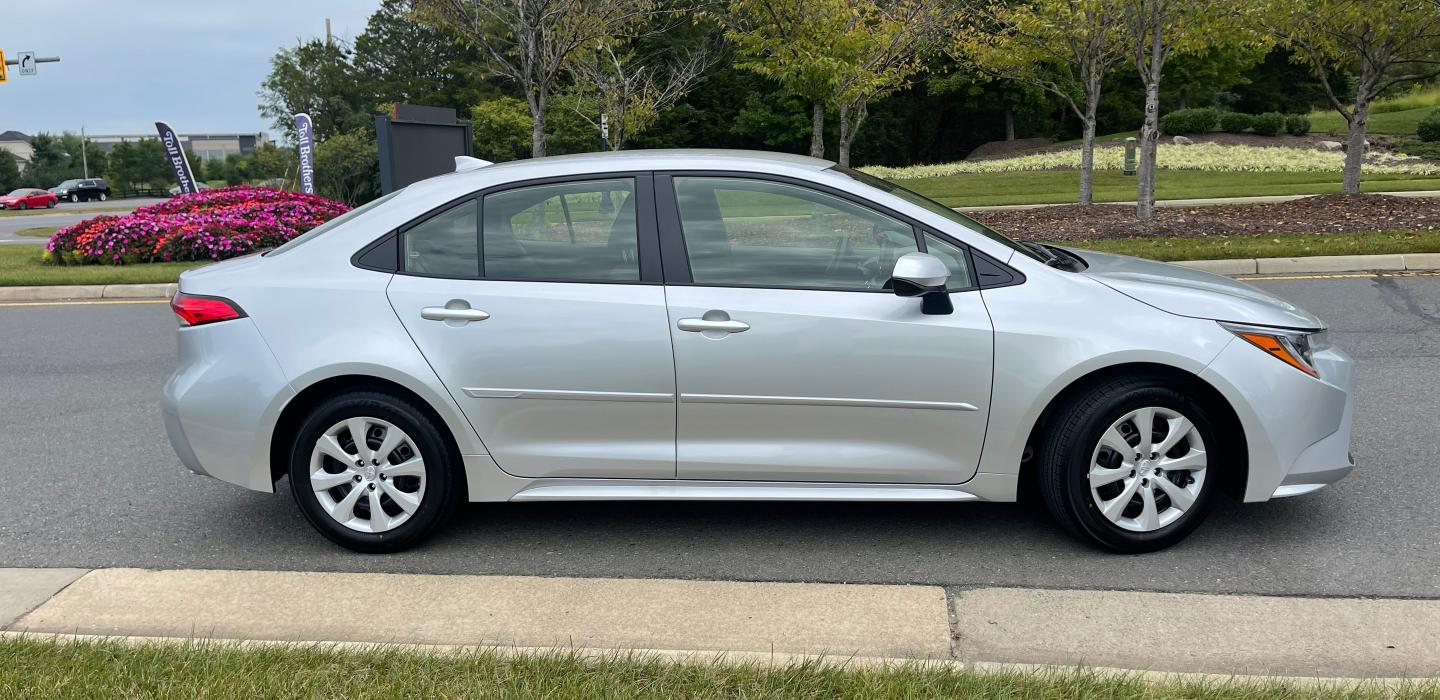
xmin=1342 ymin=91 xmax=1371 ymax=194
xmin=837 ymin=102 xmax=868 ymax=168
xmin=1078 ymin=114 xmax=1098 ymax=205
xmin=1135 ymin=15 xmax=1164 ymax=221
xmin=810 ymin=101 xmax=826 ymax=158
xmin=1004 ymin=108 xmax=1015 ymax=141
xmin=527 ymin=88 xmax=547 ymax=158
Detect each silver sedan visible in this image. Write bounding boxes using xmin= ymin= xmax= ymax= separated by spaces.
xmin=162 ymin=150 xmax=1355 ymax=553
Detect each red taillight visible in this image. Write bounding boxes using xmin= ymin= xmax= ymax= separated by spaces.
xmin=170 ymin=292 xmax=246 ymax=327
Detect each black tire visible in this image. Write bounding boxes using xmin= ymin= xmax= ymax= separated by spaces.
xmin=1037 ymin=377 xmax=1219 ymax=553
xmin=288 ymin=391 xmax=460 ymax=553
xmin=16 ymin=202 xmax=26 ymax=211
xmin=98 ymin=192 xmax=108 ymax=201
xmin=69 ymin=194 xmax=78 ymax=203
xmin=47 ymin=201 xmax=56 ymax=208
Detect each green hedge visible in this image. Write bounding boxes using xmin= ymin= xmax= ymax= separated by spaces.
xmin=1218 ymin=112 xmax=1254 ymax=133
xmin=1285 ymin=114 xmax=1311 ymax=136
xmin=1417 ymin=109 xmax=1440 ymax=142
xmin=1160 ymin=107 xmax=1220 ymax=135
xmin=1252 ymin=112 xmax=1287 ymax=136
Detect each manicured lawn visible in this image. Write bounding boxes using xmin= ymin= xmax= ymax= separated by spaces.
xmin=0 ymin=637 xmax=1425 ymax=699
xmin=900 ymin=170 xmax=1440 ymax=208
xmin=0 ymin=244 xmax=206 ymax=286
xmin=15 ymin=226 xmax=58 ymax=238
xmin=1308 ymin=106 xmax=1431 ymax=135
xmin=0 ymin=206 xmax=133 ymax=218
xmin=1066 ymin=229 xmax=1440 ymax=262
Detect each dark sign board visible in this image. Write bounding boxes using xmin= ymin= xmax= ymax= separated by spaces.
xmin=375 ymin=104 xmax=474 ymax=194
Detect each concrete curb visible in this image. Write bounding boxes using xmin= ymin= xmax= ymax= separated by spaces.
xmin=1173 ymin=252 xmax=1440 ymax=276
xmin=0 ymin=282 xmax=177 ymax=302
xmin=3 ymin=567 xmax=1439 ymax=680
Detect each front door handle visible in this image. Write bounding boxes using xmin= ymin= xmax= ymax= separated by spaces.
xmin=677 ymin=310 xmax=750 ymax=336
xmin=421 ymin=300 xmax=490 ymax=324
xmin=677 ymin=318 xmax=749 ymax=333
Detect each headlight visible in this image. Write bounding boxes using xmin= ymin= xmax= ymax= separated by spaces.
xmin=1220 ymin=322 xmax=1328 ymax=377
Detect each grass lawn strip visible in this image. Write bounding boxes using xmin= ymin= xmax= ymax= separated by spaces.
xmin=0 ymin=637 xmax=1431 ymax=699
xmin=0 ymin=244 xmax=207 ymax=287
xmin=898 ymin=170 xmax=1440 ymax=208
xmin=1068 ymin=230 xmax=1440 ymax=262
xmin=15 ymin=226 xmax=59 ymax=238
xmin=0 ymin=206 xmax=136 ymax=218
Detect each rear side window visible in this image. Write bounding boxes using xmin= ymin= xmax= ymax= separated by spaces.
xmin=482 ymin=178 xmax=639 ymax=282
xmin=402 ymin=199 xmax=479 ymax=277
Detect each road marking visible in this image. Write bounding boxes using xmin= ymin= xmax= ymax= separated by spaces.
xmin=1240 ymin=271 xmax=1440 ymax=281
xmin=0 ymin=299 xmax=168 ymax=308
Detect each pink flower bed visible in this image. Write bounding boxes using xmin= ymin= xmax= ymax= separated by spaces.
xmin=45 ymin=186 xmax=350 ymax=265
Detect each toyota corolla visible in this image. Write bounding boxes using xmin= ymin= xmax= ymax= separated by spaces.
xmin=162 ymin=150 xmax=1355 ymax=553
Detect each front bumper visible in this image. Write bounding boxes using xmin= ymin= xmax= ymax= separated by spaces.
xmin=162 ymin=317 xmax=294 ymax=492
xmin=1201 ymin=339 xmax=1356 ymax=502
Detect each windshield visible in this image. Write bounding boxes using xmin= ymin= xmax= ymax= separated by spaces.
xmin=830 ymin=166 xmax=1044 ymax=263
xmin=6 ymin=189 xmax=28 ymax=197
xmin=56 ymin=180 xmax=79 ymax=188
xmin=264 ymin=189 xmax=403 ymax=256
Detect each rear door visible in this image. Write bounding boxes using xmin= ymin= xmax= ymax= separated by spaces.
xmin=387 ymin=173 xmax=678 ymax=479
xmin=658 ymin=173 xmax=995 ymax=484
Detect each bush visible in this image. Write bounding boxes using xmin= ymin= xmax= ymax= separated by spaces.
xmin=1218 ymin=112 xmax=1254 ymax=133
xmin=1284 ymin=114 xmax=1311 ymax=136
xmin=1396 ymin=138 xmax=1440 ymax=159
xmin=1159 ymin=107 xmax=1220 ymax=135
xmin=44 ymin=186 xmax=349 ymax=265
xmin=1252 ymin=112 xmax=1287 ymax=136
xmin=1416 ymin=109 xmax=1440 ymax=142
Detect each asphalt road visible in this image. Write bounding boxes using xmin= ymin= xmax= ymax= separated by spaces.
xmin=0 ymin=198 xmax=162 ymax=243
xmin=2 ymin=274 xmax=1437 ymax=597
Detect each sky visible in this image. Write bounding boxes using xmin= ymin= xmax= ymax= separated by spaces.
xmin=2 ymin=1 xmax=377 ymax=141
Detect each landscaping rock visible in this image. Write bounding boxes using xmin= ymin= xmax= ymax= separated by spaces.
xmin=970 ymin=193 xmax=1440 ymax=241
xmin=1172 ymin=135 xmax=1194 ymax=145
xmin=1318 ymin=140 xmax=1343 ymax=151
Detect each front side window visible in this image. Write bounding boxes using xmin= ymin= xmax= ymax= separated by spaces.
xmin=402 ymin=199 xmax=479 ymax=277
xmin=482 ymin=178 xmax=639 ymax=282
xmin=923 ymin=233 xmax=973 ymax=290
xmin=673 ymin=177 xmax=918 ymax=290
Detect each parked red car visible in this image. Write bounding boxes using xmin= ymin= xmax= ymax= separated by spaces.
xmin=0 ymin=188 xmax=58 ymax=210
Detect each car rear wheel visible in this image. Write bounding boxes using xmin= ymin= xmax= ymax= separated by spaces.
xmin=46 ymin=201 xmax=56 ymax=208
xmin=288 ymin=391 xmax=460 ymax=553
xmin=1037 ymin=377 xmax=1217 ymax=553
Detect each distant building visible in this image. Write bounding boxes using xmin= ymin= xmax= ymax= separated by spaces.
xmin=87 ymin=132 xmax=272 ymax=162
xmin=0 ymin=131 xmax=34 ymax=164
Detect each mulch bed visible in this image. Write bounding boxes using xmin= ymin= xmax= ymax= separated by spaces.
xmin=969 ymin=194 xmax=1440 ymax=242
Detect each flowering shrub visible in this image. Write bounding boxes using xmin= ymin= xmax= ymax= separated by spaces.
xmin=862 ymin=143 xmax=1440 ymax=180
xmin=45 ymin=187 xmax=349 ymax=265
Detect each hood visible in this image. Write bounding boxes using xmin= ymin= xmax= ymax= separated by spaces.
xmin=1066 ymin=247 xmax=1323 ymax=329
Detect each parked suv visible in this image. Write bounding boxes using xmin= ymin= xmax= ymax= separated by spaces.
xmin=50 ymin=178 xmax=112 ymax=203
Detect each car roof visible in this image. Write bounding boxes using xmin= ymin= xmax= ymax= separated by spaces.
xmin=398 ymin=149 xmax=833 ymax=204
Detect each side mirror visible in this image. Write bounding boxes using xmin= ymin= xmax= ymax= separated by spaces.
xmin=890 ymin=253 xmax=953 ymax=315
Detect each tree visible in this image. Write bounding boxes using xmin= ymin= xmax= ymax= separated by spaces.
xmin=354 ymin=0 xmax=494 ymax=110
xmin=314 ymin=129 xmax=380 ymax=205
xmin=412 ymin=0 xmax=662 ymax=158
xmin=563 ymin=42 xmax=714 ymax=150
xmin=472 ymin=96 xmax=544 ymax=161
xmin=1121 ymin=0 xmax=1265 ymax=219
xmin=726 ymin=0 xmax=944 ymax=165
xmin=1277 ymin=0 xmax=1440 ymax=193
xmin=259 ymin=38 xmax=373 ymax=142
xmin=0 ymin=153 xmax=21 ymax=193
xmin=954 ymin=0 xmax=1128 ymax=203
xmin=105 ymin=139 xmax=172 ymax=189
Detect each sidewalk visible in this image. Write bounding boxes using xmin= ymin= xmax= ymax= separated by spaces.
xmin=4 ymin=567 xmax=1437 ymax=679
xmin=955 ymin=189 xmax=1440 ymax=213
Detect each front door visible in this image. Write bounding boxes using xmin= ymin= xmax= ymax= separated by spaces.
xmin=387 ymin=174 xmax=677 ymax=479
xmin=660 ymin=175 xmax=995 ymax=484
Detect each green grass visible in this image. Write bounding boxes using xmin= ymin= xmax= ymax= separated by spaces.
xmin=1307 ymin=106 xmax=1433 ymax=135
xmin=15 ymin=226 xmax=58 ymax=238
xmin=899 ymin=170 xmax=1440 ymax=207
xmin=0 ymin=244 xmax=205 ymax=286
xmin=1066 ymin=229 xmax=1440 ymax=261
xmin=0 ymin=637 xmax=1430 ymax=699
xmin=0 ymin=206 xmax=133 ymax=218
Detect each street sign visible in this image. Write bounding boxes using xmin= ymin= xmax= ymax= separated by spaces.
xmin=0 ymin=51 xmax=7 ymax=83
xmin=18 ymin=51 xmax=36 ymax=76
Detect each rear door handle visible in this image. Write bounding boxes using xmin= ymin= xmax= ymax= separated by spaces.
xmin=677 ymin=317 xmax=749 ymax=334
xmin=421 ymin=301 xmax=490 ymax=324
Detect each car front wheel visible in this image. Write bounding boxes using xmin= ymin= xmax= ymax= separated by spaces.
xmin=1037 ymin=377 xmax=1217 ymax=553
xmin=16 ymin=202 xmax=26 ymax=210
xmin=98 ymin=192 xmax=108 ymax=201
xmin=288 ymin=391 xmax=460 ymax=553
xmin=68 ymin=194 xmax=78 ymax=203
